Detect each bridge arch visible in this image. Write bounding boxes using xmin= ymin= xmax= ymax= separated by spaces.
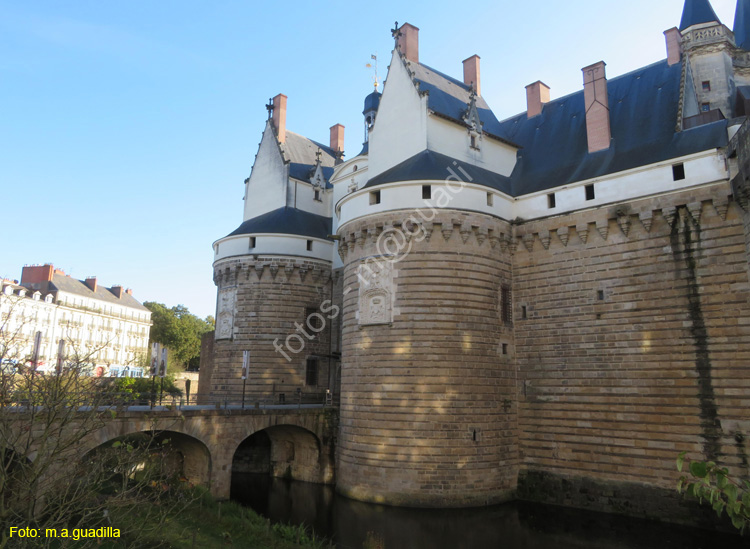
xmin=83 ymin=429 xmax=212 ymax=487
xmin=231 ymin=424 xmax=330 ymax=486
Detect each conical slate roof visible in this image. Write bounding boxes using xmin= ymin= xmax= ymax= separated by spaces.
xmin=680 ymin=0 xmax=721 ymax=30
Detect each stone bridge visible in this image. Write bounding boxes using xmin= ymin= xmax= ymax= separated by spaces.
xmin=79 ymin=405 xmax=337 ymax=500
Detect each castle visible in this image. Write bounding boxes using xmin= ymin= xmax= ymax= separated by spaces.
xmin=204 ymin=0 xmax=750 ymax=519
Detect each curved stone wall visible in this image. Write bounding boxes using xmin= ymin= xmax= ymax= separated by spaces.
xmin=335 ymin=209 xmax=518 ymax=507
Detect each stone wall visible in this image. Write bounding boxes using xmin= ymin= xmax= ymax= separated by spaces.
xmin=210 ymin=255 xmax=335 ymax=401
xmin=336 ymin=210 xmax=518 ymax=507
xmin=512 ymin=183 xmax=750 ymax=515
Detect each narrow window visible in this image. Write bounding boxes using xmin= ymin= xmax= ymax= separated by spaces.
xmin=249 ymin=237 xmax=256 ymax=249
xmin=521 ymin=305 xmax=527 ymax=320
xmin=672 ymin=163 xmax=685 ymax=181
xmin=370 ymin=190 xmax=381 ymax=205
xmin=701 ymin=102 xmax=711 ymax=112
xmin=547 ymin=193 xmax=556 ymax=209
xmin=597 ymin=290 xmax=604 ymax=301
xmin=702 ymin=81 xmax=711 ymax=92
xmin=314 ymin=189 xmax=321 ymax=201
xmin=502 ymin=343 xmax=508 ymax=355
xmin=585 ymin=184 xmax=595 ymax=201
xmin=422 ymin=185 xmax=432 ymax=200
xmin=501 ymin=286 xmax=512 ymax=325
xmin=486 ymin=192 xmax=494 ymax=206
xmin=306 ymin=358 xmax=318 ymax=386
xmin=305 ymin=307 xmax=323 ymax=330
xmin=470 ymin=135 xmax=478 ymax=149
xmin=306 ymin=240 xmax=313 ymax=251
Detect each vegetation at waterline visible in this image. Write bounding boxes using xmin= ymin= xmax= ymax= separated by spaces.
xmin=111 ymin=487 xmax=330 ymax=548
xmin=677 ymin=451 xmax=750 ymax=533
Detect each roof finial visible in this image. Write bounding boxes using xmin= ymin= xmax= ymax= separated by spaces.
xmin=366 ymin=54 xmax=379 ymax=90
xmin=315 ymin=148 xmax=322 ymax=166
xmin=265 ymin=97 xmax=274 ymax=120
xmin=391 ymin=21 xmax=401 ymax=41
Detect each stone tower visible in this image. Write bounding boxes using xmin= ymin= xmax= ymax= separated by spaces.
xmin=208 ymin=95 xmax=342 ymax=402
xmin=332 ymin=24 xmax=519 ymax=507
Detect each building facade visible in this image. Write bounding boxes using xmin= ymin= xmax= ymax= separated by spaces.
xmin=1 ymin=264 xmax=151 ymax=376
xmin=208 ymin=0 xmax=750 ymax=518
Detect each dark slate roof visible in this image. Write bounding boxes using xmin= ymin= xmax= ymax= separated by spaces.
xmin=735 ymin=0 xmax=750 ymax=50
xmin=496 ymin=60 xmax=728 ymax=196
xmin=365 ymin=149 xmax=512 ymax=194
xmin=358 ymin=141 xmax=369 ymax=156
xmin=411 ymin=63 xmax=516 ymax=145
xmin=283 ymin=131 xmax=336 ymax=188
xmin=680 ymin=0 xmax=720 ymax=30
xmin=49 ymin=275 xmax=149 ymax=311
xmin=226 ymin=207 xmax=332 ymax=241
xmin=364 ymin=90 xmax=381 ymax=114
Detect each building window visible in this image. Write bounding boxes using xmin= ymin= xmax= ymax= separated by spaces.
xmin=370 ymin=190 xmax=381 ymax=205
xmin=585 ymin=184 xmax=595 ymax=201
xmin=422 ymin=185 xmax=432 ymax=199
xmin=672 ymin=163 xmax=685 ymax=181
xmin=521 ymin=305 xmax=527 ymax=320
xmin=702 ymin=81 xmax=711 ymax=92
xmin=597 ymin=290 xmax=605 ymax=301
xmin=486 ymin=192 xmax=494 ymax=206
xmin=249 ymin=237 xmax=256 ymax=249
xmin=501 ymin=286 xmax=512 ymax=325
xmin=314 ymin=189 xmax=321 ymax=201
xmin=305 ymin=307 xmax=323 ymax=331
xmin=701 ymin=102 xmax=711 ymax=112
xmin=306 ymin=358 xmax=318 ymax=386
xmin=547 ymin=193 xmax=556 ymax=209
xmin=502 ymin=343 xmax=508 ymax=355
xmin=306 ymin=240 xmax=313 ymax=252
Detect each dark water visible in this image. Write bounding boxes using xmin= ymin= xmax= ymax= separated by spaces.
xmin=231 ymin=474 xmax=743 ymax=549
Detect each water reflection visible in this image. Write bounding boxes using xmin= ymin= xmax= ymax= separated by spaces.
xmin=231 ymin=474 xmax=741 ymax=549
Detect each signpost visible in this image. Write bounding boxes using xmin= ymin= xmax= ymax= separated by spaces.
xmin=150 ymin=343 xmax=158 ymax=407
xmin=241 ymin=350 xmax=249 ymax=409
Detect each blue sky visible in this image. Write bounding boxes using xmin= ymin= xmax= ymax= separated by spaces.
xmin=0 ymin=0 xmax=738 ymax=319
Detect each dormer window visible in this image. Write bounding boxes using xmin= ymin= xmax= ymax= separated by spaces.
xmin=314 ymin=189 xmax=321 ymax=201
xmin=470 ymin=132 xmax=480 ymax=150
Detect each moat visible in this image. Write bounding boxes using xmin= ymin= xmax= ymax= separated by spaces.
xmin=231 ymin=474 xmax=742 ymax=548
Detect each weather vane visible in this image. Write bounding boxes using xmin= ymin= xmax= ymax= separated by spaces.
xmin=265 ymin=97 xmax=274 ymax=119
xmin=365 ymin=54 xmax=379 ymax=90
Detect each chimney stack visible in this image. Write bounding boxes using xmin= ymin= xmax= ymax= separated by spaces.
xmin=330 ymin=124 xmax=345 ymax=155
xmin=272 ymin=93 xmax=287 ymax=143
xmin=85 ymin=276 xmax=97 ymax=293
xmin=664 ymin=27 xmax=682 ymax=66
xmin=20 ymin=264 xmax=55 ymax=291
xmin=525 ymin=81 xmax=551 ymax=118
xmin=463 ymin=55 xmax=481 ymax=95
xmin=111 ymin=285 xmax=124 ymax=299
xmin=396 ymin=23 xmax=419 ymax=64
xmin=582 ymin=61 xmax=611 ymax=154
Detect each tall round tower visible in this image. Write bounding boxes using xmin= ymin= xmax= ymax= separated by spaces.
xmin=208 ymin=94 xmax=342 ymax=402
xmin=332 ymin=34 xmax=519 ymax=507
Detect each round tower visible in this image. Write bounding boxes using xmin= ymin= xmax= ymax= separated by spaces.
xmin=208 ymin=95 xmax=339 ymax=403
xmin=330 ymin=34 xmax=520 ymax=506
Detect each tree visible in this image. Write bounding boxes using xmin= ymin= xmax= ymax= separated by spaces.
xmin=143 ymin=302 xmax=213 ymax=371
xmin=0 ymin=293 xmax=194 ymax=548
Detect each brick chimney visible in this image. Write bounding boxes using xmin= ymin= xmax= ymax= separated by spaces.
xmin=397 ymin=23 xmax=419 ymax=63
xmin=330 ymin=124 xmax=344 ymax=155
xmin=85 ymin=276 xmax=97 ymax=293
xmin=111 ymin=285 xmax=124 ymax=299
xmin=272 ymin=93 xmax=287 ymax=143
xmin=582 ymin=61 xmax=611 ymax=154
xmin=126 ymin=288 xmax=133 ymax=295
xmin=463 ymin=55 xmax=481 ymax=95
xmin=525 ymin=81 xmax=551 ymax=118
xmin=664 ymin=27 xmax=682 ymax=66
xmin=21 ymin=264 xmax=56 ymax=291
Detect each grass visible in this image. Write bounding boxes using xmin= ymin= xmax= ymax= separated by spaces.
xmin=123 ymin=488 xmax=331 ymax=548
